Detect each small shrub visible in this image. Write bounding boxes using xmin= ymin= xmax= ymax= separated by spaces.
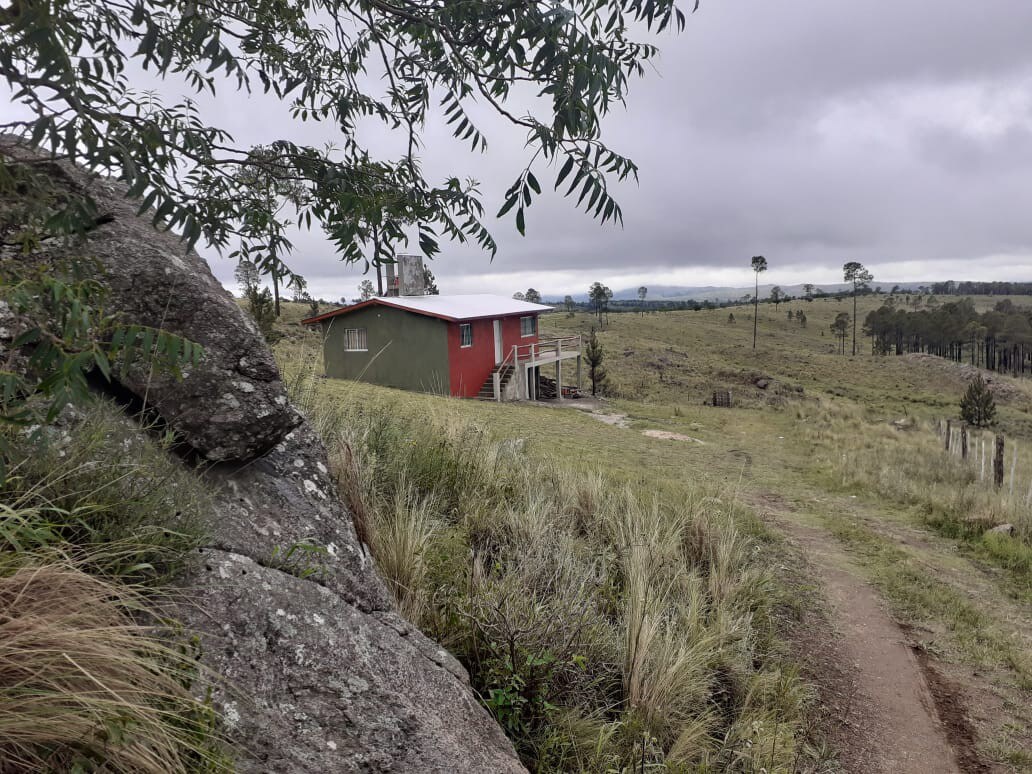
xmin=584 ymin=328 xmax=607 ymax=397
xmin=244 ymin=285 xmax=279 ymax=342
xmin=960 ymin=373 xmax=996 ymax=428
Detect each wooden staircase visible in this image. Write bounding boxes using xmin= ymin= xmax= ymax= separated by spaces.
xmin=476 ymin=363 xmax=514 ymax=401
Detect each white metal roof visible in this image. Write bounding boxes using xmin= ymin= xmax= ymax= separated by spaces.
xmin=368 ymin=294 xmax=552 ymax=321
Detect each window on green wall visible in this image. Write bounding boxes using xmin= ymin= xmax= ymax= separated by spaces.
xmin=343 ymin=328 xmax=367 ymax=351
xmin=460 ymin=323 xmax=473 ymax=347
xmin=520 ymin=316 xmax=537 ymax=337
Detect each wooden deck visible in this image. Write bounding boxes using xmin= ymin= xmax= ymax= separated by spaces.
xmin=490 ymin=335 xmax=582 ymax=401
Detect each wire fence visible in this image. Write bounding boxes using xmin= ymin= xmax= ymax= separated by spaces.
xmin=936 ymin=419 xmax=1031 ymax=506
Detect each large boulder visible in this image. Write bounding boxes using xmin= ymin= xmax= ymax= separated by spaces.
xmin=181 ymin=422 xmax=525 ymax=773
xmin=0 ymin=137 xmax=299 ymax=462
xmin=1 ymin=140 xmax=526 ymax=772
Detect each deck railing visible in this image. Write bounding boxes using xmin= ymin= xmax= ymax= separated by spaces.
xmin=492 ymin=343 xmax=519 ymax=401
xmin=492 ymin=335 xmax=582 ymax=401
xmin=511 ymin=334 xmax=581 ymax=365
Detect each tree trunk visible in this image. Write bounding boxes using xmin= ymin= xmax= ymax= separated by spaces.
xmin=752 ymin=275 xmax=759 ymax=349
xmin=851 ymin=288 xmax=857 ymax=356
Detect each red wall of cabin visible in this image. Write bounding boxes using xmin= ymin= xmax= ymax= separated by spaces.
xmin=447 ymin=315 xmax=539 ymax=397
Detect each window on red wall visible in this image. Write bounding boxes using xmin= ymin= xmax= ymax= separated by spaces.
xmin=460 ymin=323 xmax=473 ymax=347
xmin=520 ymin=316 xmax=537 ymax=337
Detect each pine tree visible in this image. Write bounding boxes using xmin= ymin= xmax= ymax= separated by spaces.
xmin=584 ymin=328 xmax=607 ymax=396
xmin=423 ymin=267 xmax=440 ymax=295
xmin=245 ymin=286 xmax=278 ymax=343
xmin=234 ymin=260 xmax=260 ymax=296
xmin=960 ymin=374 xmax=996 ymax=428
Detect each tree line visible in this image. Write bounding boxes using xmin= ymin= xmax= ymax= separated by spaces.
xmin=927 ymin=281 xmax=1032 ymax=296
xmin=863 ymin=298 xmax=1032 ymax=376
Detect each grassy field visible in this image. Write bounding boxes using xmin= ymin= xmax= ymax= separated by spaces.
xmin=275 ymin=293 xmax=1032 ymax=771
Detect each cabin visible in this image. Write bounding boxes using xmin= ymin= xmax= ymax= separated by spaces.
xmin=301 ymin=294 xmax=583 ymax=401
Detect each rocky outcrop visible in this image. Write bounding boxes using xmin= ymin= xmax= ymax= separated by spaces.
xmin=0 ymin=137 xmax=299 ymax=462
xmin=181 ymin=422 xmax=524 ymax=773
xmin=1 ymin=139 xmax=526 ymax=772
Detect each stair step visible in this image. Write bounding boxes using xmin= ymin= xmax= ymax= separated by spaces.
xmin=476 ymin=363 xmax=518 ymax=400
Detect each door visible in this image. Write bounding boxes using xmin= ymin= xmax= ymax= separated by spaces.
xmin=493 ymin=319 xmax=503 ymax=364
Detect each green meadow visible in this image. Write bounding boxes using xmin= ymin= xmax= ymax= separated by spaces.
xmin=275 ymin=293 xmax=1032 ymax=771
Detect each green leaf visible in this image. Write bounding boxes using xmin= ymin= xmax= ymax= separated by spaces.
xmin=496 ymin=195 xmax=518 ymax=219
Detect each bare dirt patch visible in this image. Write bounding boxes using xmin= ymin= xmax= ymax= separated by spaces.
xmin=524 ymin=397 xmax=631 ymax=428
xmin=588 ymin=411 xmax=629 ymax=428
xmin=753 ymin=493 xmax=963 ymax=773
xmin=641 ymin=429 xmax=705 ymax=444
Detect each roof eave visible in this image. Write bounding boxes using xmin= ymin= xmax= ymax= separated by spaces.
xmin=300 ymin=298 xmax=551 ymax=326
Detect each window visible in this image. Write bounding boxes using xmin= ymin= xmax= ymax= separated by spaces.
xmin=343 ymin=328 xmax=367 ymax=351
xmin=520 ymin=315 xmax=537 ymax=337
xmin=460 ymin=323 xmax=473 ymax=347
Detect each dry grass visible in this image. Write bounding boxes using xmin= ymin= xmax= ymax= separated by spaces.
xmin=0 ymin=563 xmax=225 ymax=773
xmin=286 ymin=366 xmax=825 ymax=771
xmin=800 ymin=403 xmax=1032 ymax=596
xmin=276 ymin=295 xmax=1032 ymax=770
xmin=0 ymin=404 xmax=208 ymax=584
xmin=370 ymin=484 xmax=440 ymax=624
xmin=0 ymin=404 xmax=228 ymax=772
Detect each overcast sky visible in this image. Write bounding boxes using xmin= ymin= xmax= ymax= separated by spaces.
xmin=11 ymin=1 xmax=1032 ymax=300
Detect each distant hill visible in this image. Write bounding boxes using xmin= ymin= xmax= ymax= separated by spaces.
xmin=555 ymin=282 xmax=925 ymax=305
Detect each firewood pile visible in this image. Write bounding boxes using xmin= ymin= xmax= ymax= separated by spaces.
xmin=537 ymin=375 xmax=581 ymax=399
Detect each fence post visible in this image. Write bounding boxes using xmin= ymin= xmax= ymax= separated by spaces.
xmin=980 ymin=438 xmax=986 ymax=481
xmin=945 ymin=420 xmax=952 ymax=452
xmin=994 ymin=434 xmax=1005 ymax=488
xmin=961 ymin=426 xmax=968 ymax=460
xmin=1010 ymin=442 xmax=1018 ymax=498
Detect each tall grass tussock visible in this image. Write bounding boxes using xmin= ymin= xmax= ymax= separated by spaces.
xmin=288 ymin=368 xmax=826 ymax=772
xmin=0 ymin=563 xmax=222 ymax=773
xmin=0 ymin=403 xmax=229 ymax=772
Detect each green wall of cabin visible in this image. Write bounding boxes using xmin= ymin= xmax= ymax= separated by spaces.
xmin=320 ymin=305 xmax=451 ymax=394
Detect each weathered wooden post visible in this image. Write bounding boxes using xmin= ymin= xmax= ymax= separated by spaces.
xmin=994 ymin=434 xmax=1005 ymax=488
xmin=1010 ymin=442 xmax=1018 ymax=498
xmin=961 ymin=426 xmax=968 ymax=461
xmin=556 ymin=338 xmax=564 ymax=403
xmin=945 ymin=420 xmax=952 ymax=452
